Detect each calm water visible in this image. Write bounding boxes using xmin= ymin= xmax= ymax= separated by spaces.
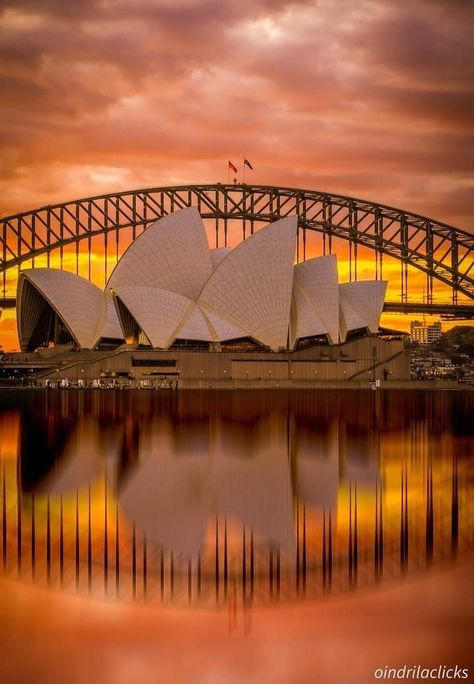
xmin=0 ymin=389 xmax=473 ymax=606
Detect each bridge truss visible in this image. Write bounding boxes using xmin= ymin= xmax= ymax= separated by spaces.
xmin=1 ymin=184 xmax=473 ymax=315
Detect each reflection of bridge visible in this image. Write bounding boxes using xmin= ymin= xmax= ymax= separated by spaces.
xmin=1 ymin=184 xmax=473 ymax=314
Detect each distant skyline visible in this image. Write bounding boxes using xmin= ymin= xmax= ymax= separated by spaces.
xmin=0 ymin=0 xmax=473 ymax=348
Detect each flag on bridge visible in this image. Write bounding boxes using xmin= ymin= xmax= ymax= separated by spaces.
xmin=244 ymin=158 xmax=254 ymax=170
xmin=228 ymin=160 xmax=238 ymax=174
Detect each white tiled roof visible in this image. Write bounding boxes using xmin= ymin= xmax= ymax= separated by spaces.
xmin=339 ymin=280 xmax=387 ymax=341
xmin=290 ymin=288 xmax=327 ymax=346
xmin=101 ymin=291 xmax=124 ymax=340
xmin=174 ymin=303 xmax=248 ymax=343
xmin=293 ymin=255 xmax=340 ymax=344
xmin=114 ymin=285 xmax=193 ymax=349
xmin=18 ymin=268 xmax=107 ymax=349
xmin=174 ymin=303 xmax=216 ymax=341
xmin=200 ymin=304 xmax=248 ymax=342
xmin=210 ymin=247 xmax=231 ymax=270
xmin=108 ymin=207 xmax=212 ymax=300
xmin=199 ymin=217 xmax=297 ymax=351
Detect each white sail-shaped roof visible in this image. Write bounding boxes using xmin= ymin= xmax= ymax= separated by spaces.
xmin=200 ymin=305 xmax=248 ymax=342
xmin=108 ymin=207 xmax=212 ymax=300
xmin=339 ymin=280 xmax=387 ymax=341
xmin=18 ymin=269 xmax=106 ymax=350
xmin=114 ymin=285 xmax=193 ymax=349
xmin=199 ymin=217 xmax=297 ymax=351
xmin=101 ymin=291 xmax=124 ymax=340
xmin=174 ymin=303 xmax=215 ymax=341
xmin=174 ymin=303 xmax=248 ymax=343
xmin=290 ymin=289 xmax=326 ymax=348
xmin=339 ymin=302 xmax=366 ymax=342
xmin=291 ymin=255 xmax=340 ymax=345
xmin=210 ymin=248 xmax=231 ymax=270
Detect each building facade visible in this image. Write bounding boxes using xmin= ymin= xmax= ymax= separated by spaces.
xmin=410 ymin=320 xmax=442 ymax=344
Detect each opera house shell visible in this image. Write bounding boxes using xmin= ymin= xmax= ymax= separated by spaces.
xmin=17 ymin=207 xmax=387 ymax=352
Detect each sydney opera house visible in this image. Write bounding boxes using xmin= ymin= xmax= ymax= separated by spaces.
xmin=16 ymin=208 xmax=409 ymax=385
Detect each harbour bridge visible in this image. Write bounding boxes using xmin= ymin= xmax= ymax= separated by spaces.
xmin=0 ymin=183 xmax=473 ymax=319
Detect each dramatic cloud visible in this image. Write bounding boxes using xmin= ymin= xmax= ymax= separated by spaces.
xmin=0 ymin=0 xmax=472 ymax=348
xmin=1 ymin=0 xmax=472 ymax=220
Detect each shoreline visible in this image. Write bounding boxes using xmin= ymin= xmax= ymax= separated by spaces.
xmin=0 ymin=380 xmax=471 ymax=391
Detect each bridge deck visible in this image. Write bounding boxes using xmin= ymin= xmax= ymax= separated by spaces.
xmin=383 ymin=302 xmax=474 ymax=319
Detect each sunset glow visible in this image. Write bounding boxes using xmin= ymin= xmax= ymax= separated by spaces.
xmin=0 ymin=0 xmax=472 ymax=350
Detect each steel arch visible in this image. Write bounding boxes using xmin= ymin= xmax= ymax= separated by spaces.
xmin=1 ymin=183 xmax=473 ymax=300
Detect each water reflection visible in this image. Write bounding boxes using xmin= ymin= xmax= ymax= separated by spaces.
xmin=1 ymin=389 xmax=473 ymax=606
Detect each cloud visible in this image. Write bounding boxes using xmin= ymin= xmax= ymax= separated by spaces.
xmin=0 ymin=0 xmax=472 ymax=349
xmin=0 ymin=0 xmax=472 ymax=217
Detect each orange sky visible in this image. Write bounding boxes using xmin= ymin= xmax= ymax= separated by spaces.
xmin=0 ymin=0 xmax=473 ymax=350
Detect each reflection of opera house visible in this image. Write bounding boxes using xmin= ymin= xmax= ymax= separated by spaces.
xmin=12 ymin=390 xmax=465 ymax=604
xmin=21 ymin=406 xmax=380 ymax=558
xmin=17 ymin=208 xmax=409 ymax=384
